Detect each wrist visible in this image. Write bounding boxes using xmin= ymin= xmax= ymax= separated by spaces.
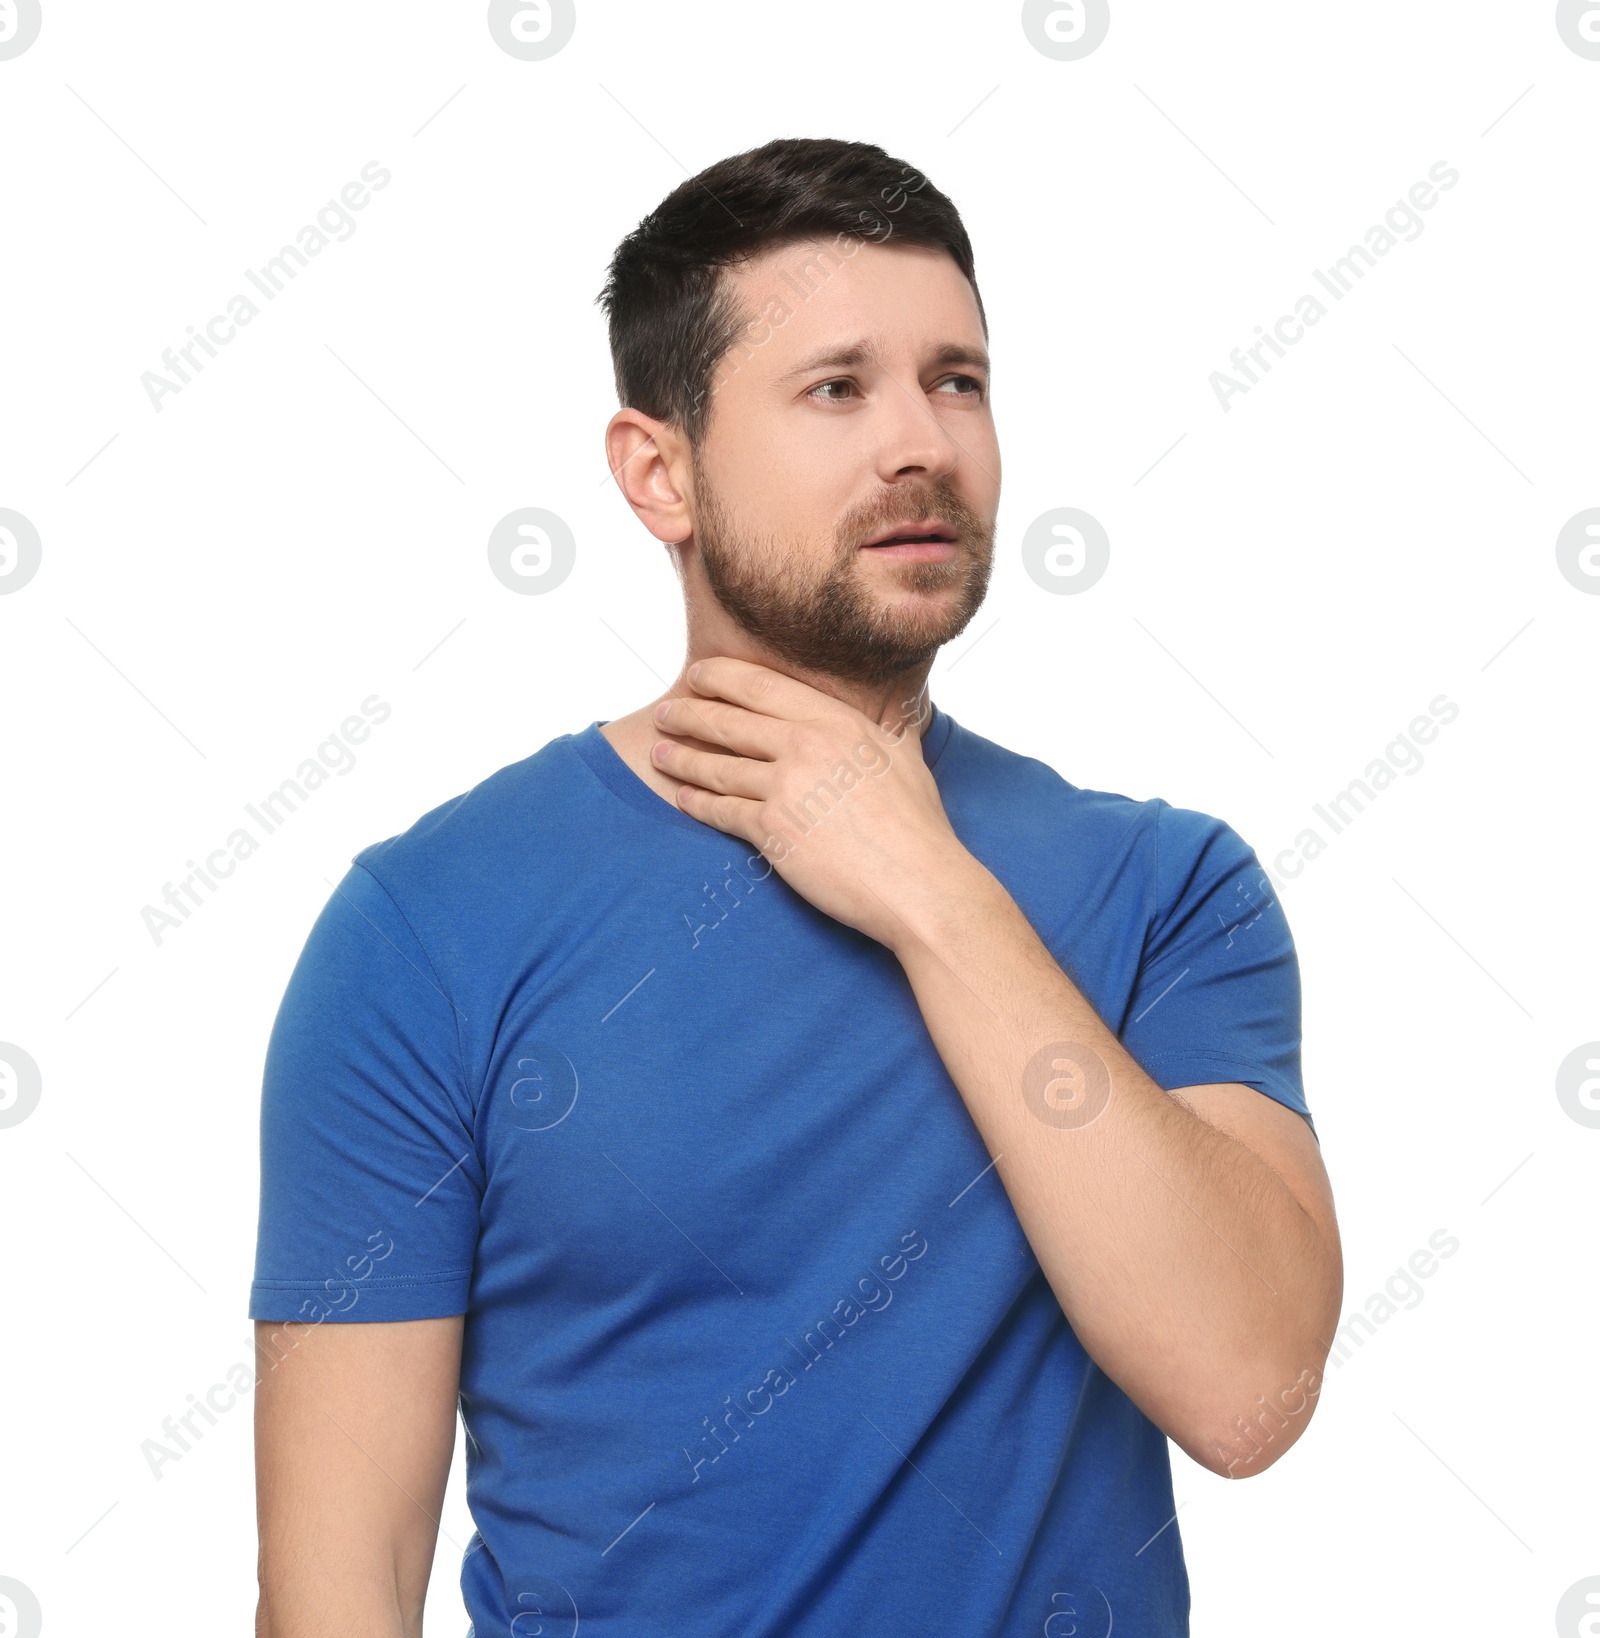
xmin=880 ymin=842 xmax=1007 ymax=962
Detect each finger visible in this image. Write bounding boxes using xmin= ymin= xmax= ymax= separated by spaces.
xmin=656 ymin=695 xmax=783 ymax=760
xmin=687 ymin=656 xmax=842 ymax=724
xmin=674 ymin=782 xmax=762 ymax=844
xmin=653 ymin=736 xmax=772 ymax=800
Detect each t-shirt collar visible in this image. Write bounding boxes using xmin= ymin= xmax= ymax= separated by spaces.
xmin=570 ymin=700 xmax=956 ymax=839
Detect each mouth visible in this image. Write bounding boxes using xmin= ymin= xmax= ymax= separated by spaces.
xmin=858 ymin=518 xmax=959 ymax=560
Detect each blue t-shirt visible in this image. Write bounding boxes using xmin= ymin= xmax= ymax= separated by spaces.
xmin=249 ymin=703 xmax=1310 ymax=1638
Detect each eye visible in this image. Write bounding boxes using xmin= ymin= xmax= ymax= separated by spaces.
xmin=806 ymin=378 xmax=858 ymax=403
xmin=805 ymin=374 xmax=987 ymax=405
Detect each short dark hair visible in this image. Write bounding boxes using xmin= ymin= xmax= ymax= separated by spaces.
xmin=596 ymin=136 xmax=985 ymax=450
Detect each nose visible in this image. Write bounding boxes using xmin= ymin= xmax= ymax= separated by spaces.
xmin=871 ymin=375 xmax=964 ymax=487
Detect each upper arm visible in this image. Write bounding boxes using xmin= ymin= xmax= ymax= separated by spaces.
xmin=249 ymin=863 xmax=482 ymax=1632
xmin=254 ymin=1314 xmax=464 ymax=1636
xmin=1121 ymin=799 xmax=1316 ymax=1129
xmin=250 ymin=863 xmax=482 ymax=1326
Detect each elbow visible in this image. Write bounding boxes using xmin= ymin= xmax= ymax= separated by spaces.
xmin=1179 ymin=1357 xmax=1330 ymax=1479
xmin=1186 ymin=1243 xmax=1343 ymax=1479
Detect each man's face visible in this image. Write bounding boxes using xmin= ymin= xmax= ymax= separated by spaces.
xmin=685 ymin=237 xmax=999 ymax=687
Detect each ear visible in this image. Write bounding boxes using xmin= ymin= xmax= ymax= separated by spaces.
xmin=604 ymin=408 xmax=694 ymax=545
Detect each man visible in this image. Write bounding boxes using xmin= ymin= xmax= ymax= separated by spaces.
xmin=251 ymin=136 xmax=1342 ymax=1637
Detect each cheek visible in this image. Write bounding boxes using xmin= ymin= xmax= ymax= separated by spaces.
xmin=710 ymin=404 xmax=878 ymax=550
xmin=742 ymin=461 xmax=854 ymax=549
xmin=756 ymin=430 xmax=849 ymax=511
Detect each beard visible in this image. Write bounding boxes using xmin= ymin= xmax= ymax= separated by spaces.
xmin=689 ymin=458 xmax=995 ymax=688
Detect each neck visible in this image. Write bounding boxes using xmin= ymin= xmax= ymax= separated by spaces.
xmin=598 ymin=647 xmax=937 ymax=814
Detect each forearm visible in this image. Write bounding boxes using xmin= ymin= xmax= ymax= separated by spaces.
xmin=882 ymin=849 xmax=1339 ymax=1471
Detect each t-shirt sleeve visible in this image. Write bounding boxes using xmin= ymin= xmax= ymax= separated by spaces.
xmin=249 ymin=860 xmax=482 ymax=1323
xmin=1118 ymin=798 xmax=1314 ymax=1134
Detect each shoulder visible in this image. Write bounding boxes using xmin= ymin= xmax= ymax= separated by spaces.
xmin=1144 ymin=796 xmax=1262 ymax=891
xmin=940 ymin=715 xmax=1264 ymax=926
xmin=939 ymin=713 xmax=1156 ymax=841
xmin=348 ymin=729 xmax=592 ymax=926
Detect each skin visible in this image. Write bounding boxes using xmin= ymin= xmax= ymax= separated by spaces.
xmin=254 ymin=233 xmax=1342 ymax=1633
xmin=254 ymin=1313 xmax=461 ymax=1636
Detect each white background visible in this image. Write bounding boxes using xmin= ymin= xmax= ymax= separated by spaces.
xmin=1 ymin=2 xmax=1596 ymax=1633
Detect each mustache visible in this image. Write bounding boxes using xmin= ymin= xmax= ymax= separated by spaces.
xmin=840 ymin=490 xmax=992 ymax=551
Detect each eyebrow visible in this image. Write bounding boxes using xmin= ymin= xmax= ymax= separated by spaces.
xmin=778 ymin=340 xmax=991 ymax=382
